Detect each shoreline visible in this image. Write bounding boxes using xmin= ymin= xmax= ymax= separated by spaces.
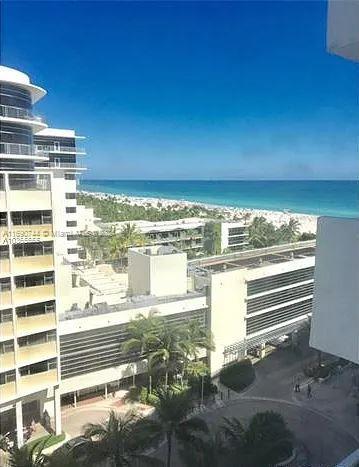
xmin=79 ymin=190 xmax=318 ymax=234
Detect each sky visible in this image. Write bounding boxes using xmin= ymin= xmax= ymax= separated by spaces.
xmin=1 ymin=0 xmax=358 ymax=180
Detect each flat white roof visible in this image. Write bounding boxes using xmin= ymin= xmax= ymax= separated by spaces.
xmin=0 ymin=65 xmax=46 ymax=103
xmin=106 ymin=217 xmax=206 ymax=233
xmin=36 ymin=128 xmax=85 ymax=139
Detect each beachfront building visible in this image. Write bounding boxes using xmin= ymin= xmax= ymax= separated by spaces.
xmin=56 ymin=241 xmax=315 ymax=402
xmin=190 ymin=241 xmax=315 ymax=374
xmin=34 ymin=128 xmax=87 ymax=264
xmin=0 ymin=65 xmax=62 ymax=446
xmin=0 ymin=65 xmax=90 ymax=446
xmin=220 ymin=221 xmax=249 ymax=252
xmin=310 ymin=217 xmax=359 ymax=365
xmin=98 ymin=218 xmax=248 ymax=257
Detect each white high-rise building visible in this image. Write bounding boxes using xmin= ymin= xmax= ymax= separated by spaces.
xmin=34 ymin=128 xmax=87 ymax=263
xmin=0 ymin=66 xmax=89 ymax=446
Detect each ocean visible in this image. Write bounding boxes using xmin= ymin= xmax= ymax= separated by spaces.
xmin=79 ymin=180 xmax=359 ymax=218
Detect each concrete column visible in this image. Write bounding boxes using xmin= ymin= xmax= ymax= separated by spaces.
xmin=104 ymin=384 xmax=108 ymax=399
xmin=15 ymin=400 xmax=23 ymax=447
xmin=54 ymin=386 xmax=61 ymax=435
xmin=259 ymin=342 xmax=266 ymax=359
xmin=73 ymin=391 xmax=77 ymax=408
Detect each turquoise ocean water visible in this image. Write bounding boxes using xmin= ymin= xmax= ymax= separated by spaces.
xmin=79 ymin=180 xmax=358 ymax=218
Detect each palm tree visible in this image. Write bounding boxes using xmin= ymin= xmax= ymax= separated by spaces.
xmin=180 ymin=319 xmax=214 ymax=366
xmin=123 ymin=310 xmax=164 ymax=390
xmin=248 ymin=217 xmax=277 ymax=248
xmin=148 ymin=323 xmax=185 ymax=387
xmin=277 ymin=219 xmax=300 ymax=244
xmin=139 ymin=386 xmax=209 ymax=467
xmin=8 ymin=437 xmax=82 ymax=467
xmin=83 ymin=410 xmax=162 ymax=467
xmin=178 ymin=432 xmax=225 ymax=467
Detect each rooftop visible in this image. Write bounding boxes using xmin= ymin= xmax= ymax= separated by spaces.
xmin=0 ymin=65 xmax=46 ymax=103
xmin=60 ymin=290 xmax=205 ymax=321
xmin=189 ymin=240 xmax=316 ymax=274
xmin=102 ymin=217 xmax=206 ymax=233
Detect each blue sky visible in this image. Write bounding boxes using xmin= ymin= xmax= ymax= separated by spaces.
xmin=2 ymin=1 xmax=358 ymax=180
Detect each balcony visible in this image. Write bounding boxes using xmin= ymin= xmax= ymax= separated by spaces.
xmin=0 ymin=258 xmax=10 ymax=276
xmin=0 ymin=191 xmax=5 ymax=210
xmin=12 ymin=255 xmax=54 ymax=275
xmin=17 ymin=341 xmax=57 ymax=366
xmin=18 ymin=369 xmax=57 ymax=395
xmin=7 ymin=190 xmax=52 ymax=211
xmin=0 ymin=321 xmax=13 ymax=340
xmin=0 ymin=381 xmax=16 ymax=402
xmin=9 ymin=224 xmax=54 ymax=242
xmin=35 ymin=145 xmax=86 ymax=155
xmin=37 ymin=162 xmax=87 ymax=171
xmin=0 ymin=352 xmax=15 ymax=371
xmin=17 ymin=313 xmax=56 ymax=337
xmin=0 ymin=105 xmax=46 ymax=132
xmin=13 ymin=284 xmax=55 ymax=306
xmin=0 ymin=291 xmax=12 ymax=309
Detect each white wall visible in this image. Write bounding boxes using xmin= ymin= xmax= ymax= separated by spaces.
xmin=209 ymin=269 xmax=247 ymax=374
xmin=128 ymin=247 xmax=187 ymax=297
xmin=327 ymin=0 xmax=359 ymax=62
xmin=310 ymin=217 xmax=359 ymax=364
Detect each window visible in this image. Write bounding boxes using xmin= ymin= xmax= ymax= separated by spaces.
xmin=0 ymin=340 xmax=14 ymax=354
xmin=19 ymin=359 xmax=56 ymax=376
xmin=65 ymin=174 xmax=76 ymax=180
xmin=0 ymin=212 xmax=7 ymax=226
xmin=18 ymin=330 xmax=56 ymax=347
xmin=0 ymin=246 xmax=9 ymax=259
xmin=0 ymin=278 xmax=11 ymax=292
xmin=0 ymin=309 xmax=12 ymax=323
xmin=67 ymin=248 xmax=78 ymax=255
xmin=11 ymin=210 xmax=52 ymax=226
xmin=65 ymin=193 xmax=76 ymax=200
xmin=13 ymin=241 xmax=53 ymax=257
xmin=0 ymin=371 xmax=15 ymax=385
xmin=67 ymin=235 xmax=78 ymax=241
xmin=15 ymin=272 xmax=54 ymax=288
xmin=66 ymin=207 xmax=77 ymax=214
xmin=16 ymin=301 xmax=55 ymax=318
xmin=66 ymin=221 xmax=77 ymax=227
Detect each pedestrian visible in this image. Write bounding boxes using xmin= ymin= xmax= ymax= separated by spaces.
xmin=294 ymin=376 xmax=300 ymax=392
xmin=307 ymin=383 xmax=312 ymax=398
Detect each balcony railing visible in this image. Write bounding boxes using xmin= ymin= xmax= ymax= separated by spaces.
xmin=17 ymin=341 xmax=57 ymax=366
xmin=13 ymin=284 xmax=55 ymax=305
xmin=17 ymin=312 xmax=56 ymax=336
xmin=35 ymin=145 xmax=86 ymax=154
xmin=0 ymin=351 xmax=15 ymax=371
xmin=0 ymin=143 xmax=33 ymax=156
xmin=0 ymin=381 xmax=16 ymax=401
xmin=12 ymin=255 xmax=54 ymax=274
xmin=19 ymin=369 xmax=57 ymax=394
xmin=0 ymin=291 xmax=12 ymax=308
xmin=0 ymin=321 xmax=13 ymax=340
xmin=37 ymin=162 xmax=86 ymax=170
xmin=0 ymin=105 xmax=44 ymax=122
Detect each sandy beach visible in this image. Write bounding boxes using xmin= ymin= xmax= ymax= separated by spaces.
xmin=80 ymin=191 xmax=318 ymax=234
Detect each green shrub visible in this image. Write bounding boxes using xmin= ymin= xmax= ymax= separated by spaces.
xmin=25 ymin=433 xmax=65 ymax=453
xmin=125 ymin=385 xmax=141 ymax=403
xmin=188 ymin=374 xmax=218 ymax=399
xmin=219 ymin=359 xmax=255 ymax=392
xmin=139 ymin=387 xmax=159 ymax=406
